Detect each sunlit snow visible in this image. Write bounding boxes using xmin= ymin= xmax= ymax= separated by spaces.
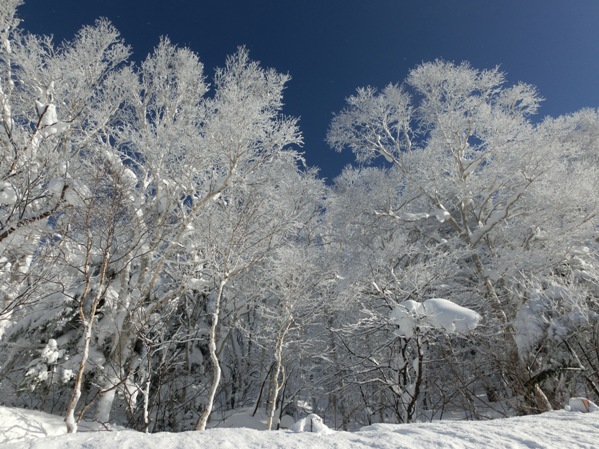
xmin=2 ymin=405 xmax=599 ymax=449
xmin=390 ymin=298 xmax=481 ymax=338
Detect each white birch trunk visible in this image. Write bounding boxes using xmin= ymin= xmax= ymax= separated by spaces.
xmin=266 ymin=320 xmax=291 ymax=430
xmin=64 ymin=320 xmax=92 ymax=433
xmin=195 ymin=279 xmax=226 ymax=431
xmin=64 ymin=241 xmax=110 ymax=433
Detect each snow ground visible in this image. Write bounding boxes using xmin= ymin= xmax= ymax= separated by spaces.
xmin=1 ymin=405 xmax=599 ymax=448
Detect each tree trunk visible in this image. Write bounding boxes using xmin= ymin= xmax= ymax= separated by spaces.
xmin=65 ymin=320 xmax=92 ymax=433
xmin=64 ymin=241 xmax=110 ymax=433
xmin=266 ymin=320 xmax=291 ymax=430
xmin=195 ymin=279 xmax=226 ymax=431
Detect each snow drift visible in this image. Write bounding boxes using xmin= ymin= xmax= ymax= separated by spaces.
xmin=2 ymin=405 xmax=599 ymax=449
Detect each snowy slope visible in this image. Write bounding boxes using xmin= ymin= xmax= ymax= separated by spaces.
xmin=2 ymin=406 xmax=599 ymax=449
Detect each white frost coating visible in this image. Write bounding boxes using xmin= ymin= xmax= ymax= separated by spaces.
xmin=35 ymin=101 xmax=58 ymax=126
xmin=400 ymin=212 xmax=430 ymax=221
xmin=122 ymin=168 xmax=138 ymax=185
xmin=23 ymin=339 xmax=67 ymax=387
xmin=512 ymin=294 xmax=546 ymax=356
xmin=483 ymin=269 xmax=500 ymax=282
xmin=35 ymin=101 xmax=67 ymax=137
xmin=390 ymin=209 xmax=450 ymax=223
xmin=382 ymin=151 xmax=393 ymax=163
xmin=513 ymin=285 xmax=589 ymax=358
xmin=390 ymin=298 xmax=481 ymax=338
xmin=95 ymin=375 xmax=119 ymax=423
xmin=64 ymin=181 xmax=92 ymax=207
xmin=42 ymin=121 xmax=67 ymax=137
xmin=544 ymin=284 xmax=571 ymax=301
xmin=471 ymin=187 xmax=527 ymax=243
xmin=47 ymin=178 xmax=65 ymax=195
xmin=40 ymin=339 xmax=64 ymax=365
xmin=61 ymin=369 xmax=74 ymax=384
xmin=432 ymin=208 xmax=451 ymax=223
xmin=15 ymin=255 xmax=32 ymax=274
xmin=157 ymin=179 xmax=174 ymax=213
xmin=0 ymin=182 xmax=17 ymax=205
xmin=187 ymin=278 xmax=208 ymax=290
xmin=389 ymin=300 xmax=424 ymax=338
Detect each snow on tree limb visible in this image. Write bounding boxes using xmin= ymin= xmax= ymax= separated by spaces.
xmin=390 ymin=298 xmax=481 ymax=338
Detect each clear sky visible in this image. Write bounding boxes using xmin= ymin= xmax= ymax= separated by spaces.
xmin=17 ymin=0 xmax=599 ymax=181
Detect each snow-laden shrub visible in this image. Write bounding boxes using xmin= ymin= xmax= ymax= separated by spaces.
xmin=289 ymin=414 xmax=330 ymax=433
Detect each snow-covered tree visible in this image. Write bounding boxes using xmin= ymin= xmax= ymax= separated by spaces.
xmin=0 ymin=1 xmax=130 ymax=336
xmin=2 ymin=0 xmax=599 ymax=433
xmin=0 ymin=1 xmax=322 ymax=433
xmin=327 ymin=60 xmax=599 ymax=416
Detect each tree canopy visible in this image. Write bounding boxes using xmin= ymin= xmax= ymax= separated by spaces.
xmin=1 ymin=0 xmax=598 ymax=433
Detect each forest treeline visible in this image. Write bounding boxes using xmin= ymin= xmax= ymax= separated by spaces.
xmin=1 ymin=0 xmax=598 ymax=433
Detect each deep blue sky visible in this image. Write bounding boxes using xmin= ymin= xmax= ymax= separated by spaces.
xmin=17 ymin=0 xmax=599 ymax=181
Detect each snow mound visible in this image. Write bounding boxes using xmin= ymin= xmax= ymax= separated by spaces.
xmin=566 ymin=397 xmax=599 ymax=413
xmin=3 ymin=406 xmax=599 ymax=449
xmin=0 ymin=406 xmax=113 ymax=445
xmin=289 ymin=414 xmax=330 ymax=433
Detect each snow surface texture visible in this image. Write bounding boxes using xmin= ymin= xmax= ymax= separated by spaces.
xmin=2 ymin=406 xmax=599 ymax=449
xmin=0 ymin=406 xmax=113 ymax=444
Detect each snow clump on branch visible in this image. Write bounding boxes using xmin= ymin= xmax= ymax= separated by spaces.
xmin=390 ymin=298 xmax=481 ymax=338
